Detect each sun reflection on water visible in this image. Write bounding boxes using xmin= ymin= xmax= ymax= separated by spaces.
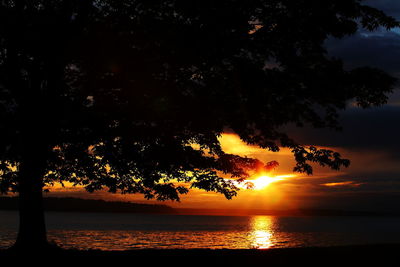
xmin=250 ymin=216 xmax=275 ymax=249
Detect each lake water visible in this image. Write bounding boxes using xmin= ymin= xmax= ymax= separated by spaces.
xmin=1 ymin=211 xmax=400 ymax=250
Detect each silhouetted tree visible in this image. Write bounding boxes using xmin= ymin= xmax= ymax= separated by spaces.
xmin=0 ymin=0 xmax=398 ymax=250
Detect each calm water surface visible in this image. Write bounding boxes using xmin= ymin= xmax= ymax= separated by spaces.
xmin=1 ymin=211 xmax=400 ymax=250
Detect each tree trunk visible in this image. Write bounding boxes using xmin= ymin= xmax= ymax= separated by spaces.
xmin=14 ymin=154 xmax=48 ymax=250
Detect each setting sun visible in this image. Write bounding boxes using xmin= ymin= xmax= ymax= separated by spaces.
xmin=246 ymin=174 xmax=296 ymax=190
xmin=251 ymin=176 xmax=282 ymax=190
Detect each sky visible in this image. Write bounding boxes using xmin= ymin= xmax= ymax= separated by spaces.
xmin=47 ymin=0 xmax=400 ymax=213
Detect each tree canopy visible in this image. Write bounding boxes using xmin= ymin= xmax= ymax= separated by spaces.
xmin=0 ymin=0 xmax=398 ymax=202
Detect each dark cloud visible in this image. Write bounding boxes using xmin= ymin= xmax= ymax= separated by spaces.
xmin=280 ymin=173 xmax=400 ymax=213
xmin=295 ymin=0 xmax=400 ymax=212
xmin=326 ymin=0 xmax=400 ymax=76
xmin=365 ymin=0 xmax=400 ymax=18
xmin=280 ymin=171 xmax=400 ymax=194
xmin=314 ymin=0 xmax=400 ymax=156
xmin=291 ymin=106 xmax=400 ymax=156
xmin=293 ymin=191 xmax=400 ymax=212
xmin=325 ymin=0 xmax=400 ymax=103
xmin=326 ymin=31 xmax=400 ymax=76
xmin=252 ymin=1 xmax=400 ymax=213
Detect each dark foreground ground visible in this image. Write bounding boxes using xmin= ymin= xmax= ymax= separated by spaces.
xmin=1 ymin=244 xmax=399 ymax=266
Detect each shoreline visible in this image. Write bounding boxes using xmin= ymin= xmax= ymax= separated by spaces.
xmin=1 ymin=244 xmax=400 ymax=264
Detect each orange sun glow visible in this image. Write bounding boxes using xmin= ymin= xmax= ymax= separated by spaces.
xmin=247 ymin=174 xmax=296 ymax=190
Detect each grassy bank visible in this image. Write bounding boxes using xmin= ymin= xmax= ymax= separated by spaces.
xmin=1 ymin=244 xmax=399 ymax=265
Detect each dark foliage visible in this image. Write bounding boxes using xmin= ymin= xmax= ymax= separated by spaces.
xmin=0 ymin=0 xmax=398 ymax=201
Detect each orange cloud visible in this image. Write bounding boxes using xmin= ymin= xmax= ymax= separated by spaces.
xmin=322 ymin=181 xmax=362 ymax=187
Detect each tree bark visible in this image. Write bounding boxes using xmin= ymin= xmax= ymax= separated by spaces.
xmin=14 ymin=153 xmax=48 ymax=250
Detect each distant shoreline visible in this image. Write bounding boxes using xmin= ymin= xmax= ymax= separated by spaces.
xmin=1 ymin=196 xmax=398 ymax=217
xmin=0 ymin=196 xmax=174 ymax=214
